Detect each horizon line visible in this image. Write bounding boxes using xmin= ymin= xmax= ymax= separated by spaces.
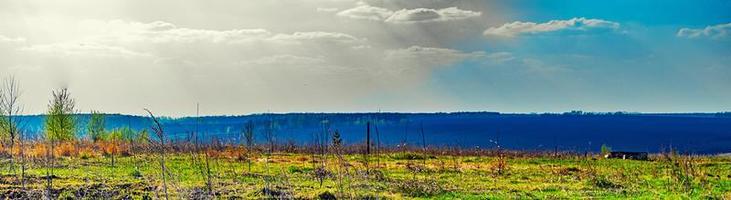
xmin=16 ymin=110 xmax=731 ymax=119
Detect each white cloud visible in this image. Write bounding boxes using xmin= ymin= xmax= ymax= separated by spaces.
xmin=316 ymin=7 xmax=340 ymax=13
xmin=337 ymin=3 xmax=480 ymax=23
xmin=22 ymin=42 xmax=152 ymax=58
xmin=269 ymin=31 xmax=364 ymax=45
xmin=484 ymin=17 xmax=620 ymax=37
xmin=79 ymin=20 xmax=274 ymax=44
xmin=677 ymin=23 xmax=731 ymax=39
xmin=241 ymin=55 xmax=326 ymax=65
xmin=0 ymin=35 xmax=26 ymax=43
xmin=486 ymin=52 xmax=515 ymax=63
xmin=75 ymin=20 xmax=368 ymax=47
xmin=337 ymin=4 xmax=394 ymax=21
xmin=386 ymin=7 xmax=481 ymax=24
xmin=19 ymin=20 xmax=369 ymax=61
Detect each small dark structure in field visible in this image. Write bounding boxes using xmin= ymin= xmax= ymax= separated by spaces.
xmin=605 ymin=151 xmax=648 ymax=160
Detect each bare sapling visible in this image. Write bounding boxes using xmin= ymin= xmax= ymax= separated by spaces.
xmin=420 ymin=122 xmax=427 ymax=168
xmin=490 ymin=129 xmax=507 ymax=175
xmin=145 ymin=109 xmax=170 ymax=200
xmin=314 ymin=118 xmax=331 ymax=187
xmin=243 ymin=120 xmax=255 ymax=174
xmin=205 ymin=136 xmax=214 ymax=197
xmin=0 ymin=76 xmax=22 ymax=183
xmin=331 ymin=130 xmax=345 ymax=195
xmin=364 ymin=121 xmax=370 ymax=172
xmin=262 ymin=116 xmax=275 ymax=194
xmin=375 ymin=123 xmax=381 ymax=168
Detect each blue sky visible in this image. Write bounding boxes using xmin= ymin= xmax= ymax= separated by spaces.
xmin=0 ymin=0 xmax=729 ymax=115
xmin=425 ymin=1 xmax=731 ymax=113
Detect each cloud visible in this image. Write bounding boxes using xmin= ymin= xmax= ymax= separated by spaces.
xmin=385 ymin=47 xmax=517 ymax=69
xmin=484 ymin=17 xmax=620 ymax=37
xmin=241 ymin=55 xmax=326 ymax=65
xmin=385 ymin=7 xmax=481 ymax=24
xmin=316 ymin=7 xmax=340 ymax=13
xmin=21 ymin=20 xmax=370 ymax=61
xmin=337 ymin=3 xmax=480 ymax=23
xmin=2 ymin=16 xmax=490 ymax=115
xmin=385 ymin=46 xmax=486 ymax=68
xmin=485 ymin=52 xmax=515 ymax=63
xmin=76 ymin=20 xmax=367 ymax=47
xmin=0 ymin=35 xmax=26 ymax=43
xmin=269 ymin=31 xmax=365 ymax=45
xmin=77 ymin=20 xmax=273 ymax=44
xmin=22 ymin=42 xmax=152 ymax=58
xmin=337 ymin=4 xmax=394 ymax=21
xmin=677 ymin=23 xmax=731 ymax=39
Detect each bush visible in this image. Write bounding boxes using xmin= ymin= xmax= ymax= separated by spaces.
xmin=287 ymin=166 xmax=312 ymax=174
xmin=318 ymin=191 xmax=336 ymax=200
xmin=130 ymin=168 xmax=143 ymax=178
xmin=392 ymin=179 xmax=444 ymax=197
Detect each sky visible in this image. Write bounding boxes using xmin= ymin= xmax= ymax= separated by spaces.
xmin=0 ymin=0 xmax=730 ymax=116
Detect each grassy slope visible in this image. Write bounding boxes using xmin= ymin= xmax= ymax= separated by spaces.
xmin=0 ymin=153 xmax=729 ymax=199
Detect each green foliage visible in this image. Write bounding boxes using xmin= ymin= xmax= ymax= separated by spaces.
xmin=130 ymin=167 xmax=143 ymax=178
xmin=600 ymin=144 xmax=612 ymax=155
xmin=2 ymin=153 xmax=730 ymax=199
xmin=107 ymin=128 xmax=124 ymax=142
xmin=136 ymin=130 xmax=150 ymax=144
xmin=45 ymin=88 xmax=76 ymax=142
xmin=119 ymin=126 xmax=137 ymax=142
xmin=591 ymin=175 xmax=623 ymax=189
xmin=88 ymin=110 xmax=106 ymax=142
xmin=0 ymin=117 xmax=9 ymax=142
xmin=287 ymin=165 xmax=312 ymax=174
xmin=391 ymin=152 xmax=435 ymax=160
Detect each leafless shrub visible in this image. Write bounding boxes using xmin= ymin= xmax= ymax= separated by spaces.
xmin=144 ymin=109 xmax=170 ymax=200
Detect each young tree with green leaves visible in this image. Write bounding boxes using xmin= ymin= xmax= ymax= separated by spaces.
xmin=87 ymin=111 xmax=106 ymax=142
xmin=136 ymin=130 xmax=149 ymax=144
xmin=46 ymin=88 xmax=76 ymax=141
xmin=600 ymin=144 xmax=612 ymax=156
xmin=117 ymin=126 xmax=137 ymax=143
xmin=44 ymin=88 xmax=76 ymax=199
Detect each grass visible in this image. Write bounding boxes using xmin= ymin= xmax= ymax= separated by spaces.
xmin=0 ymin=151 xmax=729 ymax=199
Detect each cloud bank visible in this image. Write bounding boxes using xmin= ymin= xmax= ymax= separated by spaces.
xmin=677 ymin=22 xmax=731 ymax=39
xmin=483 ymin=17 xmax=620 ymax=37
xmin=337 ymin=3 xmax=480 ymax=23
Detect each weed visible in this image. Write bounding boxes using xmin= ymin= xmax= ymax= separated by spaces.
xmin=391 ymin=152 xmax=434 ymax=160
xmin=392 ymin=178 xmax=445 ymax=197
xmin=591 ymin=175 xmax=623 ymax=189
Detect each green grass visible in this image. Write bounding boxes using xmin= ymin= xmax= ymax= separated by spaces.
xmin=0 ymin=153 xmax=729 ymax=199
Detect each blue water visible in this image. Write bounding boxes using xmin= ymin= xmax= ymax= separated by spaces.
xmin=18 ymin=112 xmax=731 ymax=154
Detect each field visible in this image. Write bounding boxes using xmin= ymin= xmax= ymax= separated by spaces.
xmin=0 ymin=143 xmax=728 ymax=199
